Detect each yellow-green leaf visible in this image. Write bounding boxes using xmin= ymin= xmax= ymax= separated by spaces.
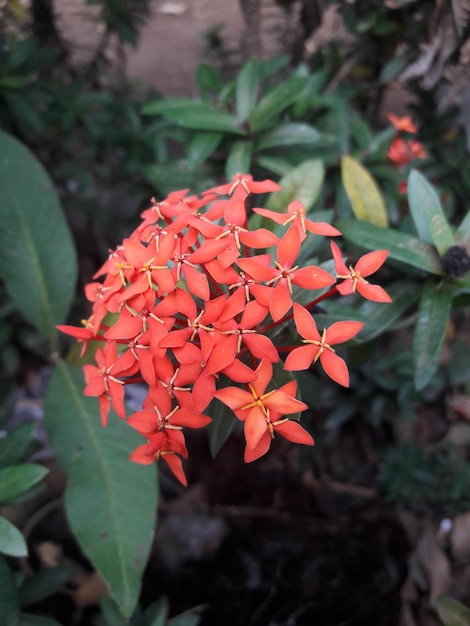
xmin=341 ymin=155 xmax=389 ymax=227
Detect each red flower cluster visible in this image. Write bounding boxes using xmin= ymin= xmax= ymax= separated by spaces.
xmin=387 ymin=114 xmax=427 ymax=194
xmin=59 ymin=174 xmax=391 ymax=485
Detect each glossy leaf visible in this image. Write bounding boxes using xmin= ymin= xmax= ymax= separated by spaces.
xmin=256 ymin=123 xmax=321 ymax=151
xmin=235 ymin=58 xmax=259 ymax=122
xmin=0 ymin=517 xmax=27 ymax=557
xmin=249 ymin=77 xmax=307 ymax=131
xmin=455 ymin=210 xmax=470 ymax=241
xmin=0 ymin=422 xmax=36 ymax=469
xmin=207 ymin=397 xmax=239 ymax=458
xmin=336 ymin=219 xmax=444 ymax=275
xmin=0 ymin=131 xmax=77 ymax=344
xmin=44 ymin=361 xmax=158 ymax=618
xmin=0 ymin=556 xmax=19 ymax=626
xmin=341 ymin=155 xmax=388 ymax=227
xmin=408 ymin=169 xmax=455 ymax=254
xmin=225 ymin=141 xmax=253 ymax=180
xmin=266 ymin=159 xmax=325 ymax=212
xmin=19 ymin=566 xmax=73 ymax=607
xmin=144 ymin=597 xmax=168 ymax=626
xmin=143 ymin=100 xmax=244 ymax=134
xmin=0 ymin=463 xmax=48 ymax=505
xmin=99 ymin=597 xmax=128 ymax=626
xmin=187 ymin=133 xmax=223 ymax=168
xmin=413 ymin=280 xmax=453 ymax=390
xmin=436 ymin=596 xmax=470 ymax=626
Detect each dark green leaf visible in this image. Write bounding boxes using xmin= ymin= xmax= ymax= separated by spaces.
xmin=379 ymin=52 xmax=412 ymax=83
xmin=225 ymin=141 xmax=253 ymax=180
xmin=0 ymin=517 xmax=27 ymax=557
xmin=99 ymin=597 xmax=128 ymax=626
xmin=0 ymin=131 xmax=78 ymax=344
xmin=18 ymin=615 xmax=62 ymax=626
xmin=207 ymin=398 xmax=238 ymax=458
xmin=0 ymin=556 xmax=19 ymax=626
xmin=249 ymin=77 xmax=307 ymax=131
xmin=187 ymin=133 xmax=223 ymax=168
xmin=413 ymin=281 xmax=453 ymax=390
xmin=0 ymin=464 xmax=48 ymax=505
xmin=0 ymin=423 xmax=36 ymax=469
xmin=258 ymin=55 xmax=290 ymax=80
xmin=196 ymin=64 xmax=223 ymax=98
xmin=144 ymin=597 xmax=168 ymax=626
xmin=143 ymin=101 xmax=244 ymax=134
xmin=408 ymin=170 xmax=455 ymax=254
xmin=455 ymin=210 xmax=470 ymax=241
xmin=44 ymin=361 xmax=158 ymax=618
xmin=266 ymin=160 xmax=324 ymax=212
xmin=235 ymin=58 xmax=259 ymax=122
xmin=19 ymin=566 xmax=73 ymax=607
xmin=435 ymin=596 xmax=470 ymax=626
xmin=167 ymin=614 xmax=201 ymax=626
xmin=256 ymin=123 xmax=321 ymax=151
xmin=336 ymin=219 xmax=444 ymax=275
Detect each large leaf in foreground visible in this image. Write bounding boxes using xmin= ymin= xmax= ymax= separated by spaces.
xmin=0 ymin=131 xmax=77 ymax=343
xmin=336 ymin=219 xmax=444 ymax=275
xmin=44 ymin=361 xmax=158 ymax=618
xmin=413 ymin=280 xmax=453 ymax=390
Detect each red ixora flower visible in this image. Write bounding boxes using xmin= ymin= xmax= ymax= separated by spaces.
xmin=387 ymin=137 xmax=427 ymax=167
xmin=331 ymin=241 xmax=392 ymax=303
xmin=387 ymin=114 xmax=418 ymax=134
xmin=284 ymin=303 xmax=363 ymax=387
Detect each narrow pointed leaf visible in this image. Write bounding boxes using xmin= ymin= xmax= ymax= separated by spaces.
xmin=44 ymin=361 xmax=158 ymax=618
xmin=336 ymin=219 xmax=444 ymax=275
xmin=0 ymin=131 xmax=77 ymax=343
xmin=341 ymin=155 xmax=389 ymax=227
xmin=249 ymin=77 xmax=307 ymax=131
xmin=235 ymin=58 xmax=259 ymax=122
xmin=0 ymin=422 xmax=36 ymax=469
xmin=143 ymin=100 xmax=244 ymax=134
xmin=413 ymin=280 xmax=453 ymax=390
xmin=256 ymin=123 xmax=321 ymax=151
xmin=0 ymin=556 xmax=19 ymax=626
xmin=0 ymin=517 xmax=27 ymax=557
xmin=408 ymin=169 xmax=455 ymax=254
xmin=266 ymin=159 xmax=325 ymax=212
xmin=0 ymin=464 xmax=48 ymax=505
xmin=19 ymin=566 xmax=73 ymax=607
xmin=187 ymin=132 xmax=223 ymax=167
xmin=225 ymin=141 xmax=253 ymax=180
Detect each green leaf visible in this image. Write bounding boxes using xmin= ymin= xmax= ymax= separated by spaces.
xmin=336 ymin=219 xmax=444 ymax=275
xmin=99 ymin=597 xmax=128 ymax=626
xmin=0 ymin=517 xmax=27 ymax=557
xmin=357 ymin=282 xmax=420 ymax=342
xmin=455 ymin=210 xmax=470 ymax=241
xmin=249 ymin=77 xmax=307 ymax=131
xmin=0 ymin=422 xmax=36 ymax=469
xmin=187 ymin=133 xmax=223 ymax=168
xmin=0 ymin=464 xmax=48 ymax=505
xmin=0 ymin=556 xmax=19 ymax=626
xmin=0 ymin=131 xmax=78 ymax=344
xmin=408 ymin=170 xmax=456 ymax=255
xmin=341 ymin=155 xmax=389 ymax=228
xmin=266 ymin=160 xmax=325 ymax=212
xmin=235 ymin=58 xmax=259 ymax=122
xmin=43 ymin=361 xmax=158 ymax=618
xmin=435 ymin=596 xmax=470 ymax=626
xmin=142 ymin=100 xmax=244 ymax=134
xmin=167 ymin=614 xmax=201 ymax=626
xmin=207 ymin=398 xmax=238 ymax=458
xmin=144 ymin=597 xmax=168 ymax=626
xmin=225 ymin=141 xmax=253 ymax=180
xmin=19 ymin=566 xmax=73 ymax=607
xmin=413 ymin=280 xmax=453 ymax=390
xmin=256 ymin=123 xmax=321 ymax=151
xmin=18 ymin=615 xmax=62 ymax=626
xmin=196 ymin=63 xmax=223 ymax=97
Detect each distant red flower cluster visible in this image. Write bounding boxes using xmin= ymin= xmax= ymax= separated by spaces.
xmin=387 ymin=114 xmax=427 ymax=193
xmin=59 ymin=174 xmax=391 ymax=485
